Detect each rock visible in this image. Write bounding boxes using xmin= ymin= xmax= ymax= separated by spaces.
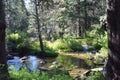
xmin=49 ymin=64 xmax=57 ymax=69
xmin=91 ymin=50 xmax=99 ymax=54
xmin=52 ymin=61 xmax=58 ymax=65
xmin=20 ymin=56 xmax=28 ymax=63
xmin=38 ymin=59 xmax=46 ymax=67
xmin=88 ymin=55 xmax=94 ymax=60
xmin=91 ymin=51 xmax=97 ymax=54
xmin=49 ymin=61 xmax=63 ymax=69
xmin=7 ymin=54 xmax=14 ymax=60
xmin=82 ymin=45 xmax=89 ymax=52
xmin=39 ymin=59 xmax=46 ymax=64
xmin=20 ymin=56 xmax=28 ymax=60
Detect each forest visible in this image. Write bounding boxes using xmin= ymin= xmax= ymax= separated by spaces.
xmin=0 ymin=0 xmax=120 ymax=80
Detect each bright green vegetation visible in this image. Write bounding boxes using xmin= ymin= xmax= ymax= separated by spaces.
xmin=81 ymin=71 xmax=105 ymax=80
xmin=9 ymin=68 xmax=72 ymax=80
xmin=7 ymin=23 xmax=107 ymax=56
xmin=49 ymin=24 xmax=107 ymax=53
xmin=7 ymin=24 xmax=108 ymax=80
xmin=7 ymin=32 xmax=58 ymax=57
xmin=8 ymin=67 xmax=105 ymax=80
xmin=0 ymin=0 xmax=109 ymax=79
xmin=49 ymin=38 xmax=83 ymax=52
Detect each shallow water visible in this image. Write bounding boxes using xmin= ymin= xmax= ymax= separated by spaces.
xmin=7 ymin=56 xmax=39 ymax=71
xmin=7 ymin=54 xmax=90 ymax=77
xmin=26 ymin=56 xmax=38 ymax=72
xmin=43 ymin=54 xmax=91 ymax=77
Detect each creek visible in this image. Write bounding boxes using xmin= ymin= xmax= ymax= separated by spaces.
xmin=7 ymin=53 xmax=91 ymax=77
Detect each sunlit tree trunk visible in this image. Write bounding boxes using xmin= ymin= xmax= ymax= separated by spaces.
xmin=0 ymin=0 xmax=8 ymax=79
xmin=106 ymin=0 xmax=120 ymax=79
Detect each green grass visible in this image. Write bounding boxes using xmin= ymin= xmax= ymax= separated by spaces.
xmin=81 ymin=71 xmax=105 ymax=80
xmin=51 ymin=38 xmax=83 ymax=52
xmin=9 ymin=68 xmax=72 ymax=80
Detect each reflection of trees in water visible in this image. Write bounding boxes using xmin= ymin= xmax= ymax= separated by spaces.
xmin=71 ymin=58 xmax=90 ymax=69
xmin=56 ymin=55 xmax=72 ymax=67
xmin=56 ymin=54 xmax=90 ymax=69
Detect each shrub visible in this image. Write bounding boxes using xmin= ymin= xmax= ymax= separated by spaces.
xmin=52 ymin=38 xmax=83 ymax=52
xmin=7 ymin=32 xmax=30 ymax=54
xmin=99 ymin=48 xmax=108 ymax=55
xmin=7 ymin=32 xmax=58 ymax=57
xmin=17 ymin=41 xmax=39 ymax=56
xmin=7 ymin=33 xmax=22 ymax=45
xmin=93 ymin=44 xmax=102 ymax=50
xmin=86 ymin=24 xmax=108 ymax=50
xmin=52 ymin=39 xmax=70 ymax=52
xmin=44 ymin=46 xmax=58 ymax=57
xmin=68 ymin=39 xmax=83 ymax=51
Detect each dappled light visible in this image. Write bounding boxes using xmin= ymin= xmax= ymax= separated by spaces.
xmin=1 ymin=0 xmax=119 ymax=80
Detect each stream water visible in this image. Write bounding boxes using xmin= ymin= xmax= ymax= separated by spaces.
xmin=7 ymin=56 xmax=39 ymax=71
xmin=7 ymin=54 xmax=90 ymax=76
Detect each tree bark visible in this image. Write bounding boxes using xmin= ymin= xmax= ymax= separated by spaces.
xmin=35 ymin=0 xmax=45 ymax=53
xmin=84 ymin=0 xmax=87 ymax=36
xmin=77 ymin=0 xmax=82 ymax=37
xmin=77 ymin=0 xmax=85 ymax=37
xmin=0 ymin=0 xmax=8 ymax=79
xmin=106 ymin=0 xmax=120 ymax=79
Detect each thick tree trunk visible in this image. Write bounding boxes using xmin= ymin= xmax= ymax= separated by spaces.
xmin=106 ymin=0 xmax=120 ymax=79
xmin=0 ymin=0 xmax=8 ymax=79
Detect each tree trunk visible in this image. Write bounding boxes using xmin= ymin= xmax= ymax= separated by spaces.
xmin=35 ymin=0 xmax=45 ymax=53
xmin=106 ymin=0 xmax=120 ymax=79
xmin=77 ymin=0 xmax=85 ymax=37
xmin=77 ymin=0 xmax=82 ymax=37
xmin=0 ymin=0 xmax=8 ymax=79
xmin=84 ymin=0 xmax=87 ymax=36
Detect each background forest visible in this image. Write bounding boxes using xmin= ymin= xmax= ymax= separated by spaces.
xmin=5 ymin=0 xmax=107 ymax=55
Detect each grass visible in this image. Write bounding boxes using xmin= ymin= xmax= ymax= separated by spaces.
xmin=50 ymin=38 xmax=83 ymax=52
xmin=81 ymin=71 xmax=105 ymax=80
xmin=9 ymin=67 xmax=72 ymax=80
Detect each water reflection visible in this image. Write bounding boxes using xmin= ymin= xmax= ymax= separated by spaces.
xmin=44 ymin=54 xmax=90 ymax=70
xmin=7 ymin=56 xmax=39 ymax=71
xmin=56 ymin=55 xmax=90 ymax=69
xmin=7 ymin=54 xmax=90 ymax=73
xmin=26 ymin=56 xmax=38 ymax=72
xmin=7 ymin=57 xmax=23 ymax=71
